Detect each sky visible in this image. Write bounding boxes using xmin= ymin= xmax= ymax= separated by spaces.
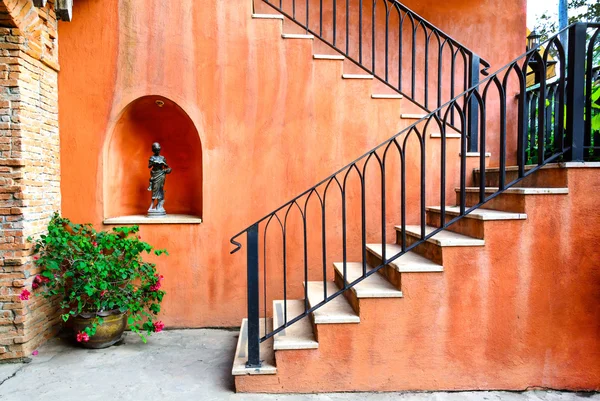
xmin=527 ymin=0 xmax=559 ymax=28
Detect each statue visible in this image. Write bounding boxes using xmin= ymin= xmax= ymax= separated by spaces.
xmin=147 ymin=142 xmax=172 ymax=217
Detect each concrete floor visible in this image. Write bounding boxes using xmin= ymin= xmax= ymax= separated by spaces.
xmin=0 ymin=329 xmax=596 ymax=401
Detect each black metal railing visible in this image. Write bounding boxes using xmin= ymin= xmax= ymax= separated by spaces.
xmin=256 ymin=0 xmax=490 ymax=151
xmin=232 ymin=22 xmax=600 ymax=368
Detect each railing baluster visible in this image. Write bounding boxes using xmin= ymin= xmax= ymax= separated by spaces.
xmin=566 ymin=23 xmax=587 ymax=162
xmin=333 ymin=0 xmax=337 ymax=47
xmin=372 ymin=0 xmax=376 ymax=74
xmin=246 ymin=224 xmax=261 ymax=368
xmin=359 ymin=0 xmax=363 ymax=64
xmin=537 ymin=60 xmax=547 ymax=165
xmin=381 ymin=159 xmax=387 ymax=263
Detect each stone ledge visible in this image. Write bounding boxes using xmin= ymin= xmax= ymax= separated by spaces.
xmin=103 ymin=215 xmax=203 ymax=225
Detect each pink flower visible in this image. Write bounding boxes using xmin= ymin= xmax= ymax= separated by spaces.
xmin=31 ymin=350 xmax=38 ymax=356
xmin=149 ymin=282 xmax=161 ymax=292
xmin=32 ymin=282 xmax=39 ymax=290
xmin=19 ymin=289 xmax=31 ymax=301
xmin=92 ymin=241 xmax=98 ymax=247
xmin=100 ymin=290 xmax=107 ymax=297
xmin=33 ymin=256 xmax=39 ymax=261
xmin=76 ymin=332 xmax=89 ymax=342
xmin=153 ymin=321 xmax=164 ymax=333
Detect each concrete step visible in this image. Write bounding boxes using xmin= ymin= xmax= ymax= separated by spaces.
xmin=251 ymin=13 xmax=284 ymax=20
xmin=473 ymin=164 xmax=568 ymax=188
xmin=333 ymin=262 xmax=403 ymax=298
xmin=426 ymin=206 xmax=527 ymax=221
xmin=306 ymin=281 xmax=360 ymax=324
xmin=366 ymin=244 xmax=444 ymax=273
xmin=272 ymin=300 xmax=318 ymax=351
xmin=313 ymin=54 xmax=345 ymax=60
xmin=455 ymin=187 xmax=569 ymax=213
xmin=342 ymin=74 xmax=374 ymax=79
xmin=281 ymin=33 xmax=314 ymax=39
xmin=461 ymin=152 xmax=491 ymax=157
xmin=430 ymin=132 xmax=461 ymax=139
xmin=232 ymin=318 xmax=277 ymax=376
xmin=371 ymin=93 xmax=403 ymax=99
xmin=400 ymin=225 xmax=485 ymax=247
xmin=401 ymin=113 xmax=426 ymax=119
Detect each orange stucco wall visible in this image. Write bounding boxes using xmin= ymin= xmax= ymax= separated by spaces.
xmin=236 ymin=166 xmax=600 ymax=392
xmin=58 ymin=0 xmax=526 ymax=328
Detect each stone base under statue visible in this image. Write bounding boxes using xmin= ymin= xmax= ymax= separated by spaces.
xmin=147 ymin=209 xmax=167 ymax=218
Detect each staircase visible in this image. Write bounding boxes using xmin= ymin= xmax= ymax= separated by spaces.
xmin=230 ymin=1 xmax=600 ymax=394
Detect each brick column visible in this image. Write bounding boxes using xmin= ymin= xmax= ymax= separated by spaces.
xmin=0 ymin=0 xmax=61 ymax=361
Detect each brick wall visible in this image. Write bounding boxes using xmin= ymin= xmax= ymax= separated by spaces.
xmin=0 ymin=0 xmax=60 ymax=361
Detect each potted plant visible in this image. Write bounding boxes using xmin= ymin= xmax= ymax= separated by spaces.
xmin=28 ymin=213 xmax=167 ymax=348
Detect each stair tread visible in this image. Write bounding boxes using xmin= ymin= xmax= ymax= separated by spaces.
xmin=272 ymin=300 xmax=318 ymax=350
xmin=430 ymin=132 xmax=462 ymax=138
xmin=401 ymin=113 xmax=426 ymax=119
xmin=371 ymin=94 xmax=403 ymax=99
xmin=333 ymin=262 xmax=403 ymax=298
xmin=427 ymin=206 xmax=527 ymax=220
xmin=366 ymin=244 xmax=444 ymax=272
xmin=232 ymin=318 xmax=277 ymax=376
xmin=251 ymin=13 xmax=284 ymax=19
xmin=313 ymin=54 xmax=345 ymax=60
xmin=457 ymin=187 xmax=569 ymax=195
xmin=342 ymin=74 xmax=374 ymax=79
xmin=281 ymin=33 xmax=314 ymax=39
xmin=306 ymin=281 xmax=360 ymax=324
xmin=398 ymin=225 xmax=485 ymax=246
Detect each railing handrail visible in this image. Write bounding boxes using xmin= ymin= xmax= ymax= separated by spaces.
xmin=230 ymin=22 xmax=581 ymax=253
xmin=383 ymin=0 xmax=490 ymax=74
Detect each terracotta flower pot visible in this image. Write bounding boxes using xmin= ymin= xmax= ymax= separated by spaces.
xmin=72 ymin=310 xmax=127 ymax=349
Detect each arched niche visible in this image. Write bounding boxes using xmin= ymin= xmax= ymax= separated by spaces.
xmin=105 ymin=96 xmax=202 ymax=223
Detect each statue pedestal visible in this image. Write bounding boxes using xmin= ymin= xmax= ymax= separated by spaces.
xmin=147 ymin=209 xmax=167 ymax=218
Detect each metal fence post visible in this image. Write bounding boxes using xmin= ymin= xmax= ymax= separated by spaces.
xmin=565 ymin=23 xmax=587 ymax=162
xmin=246 ymin=224 xmax=261 ymax=368
xmin=468 ymin=54 xmax=481 ymax=153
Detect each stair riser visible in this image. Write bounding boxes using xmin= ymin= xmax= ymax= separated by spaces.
xmin=473 ymin=168 xmax=568 ymax=188
xmin=366 ymin=251 xmax=403 ymax=290
xmin=426 ymin=210 xmax=485 ymax=239
xmin=399 ymin=231 xmax=444 ymax=265
xmin=333 ymin=271 xmax=361 ymax=315
xmin=457 ymin=192 xmax=527 ymax=213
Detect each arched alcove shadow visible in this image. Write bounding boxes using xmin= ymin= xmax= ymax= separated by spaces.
xmin=105 ymin=96 xmax=203 ymax=220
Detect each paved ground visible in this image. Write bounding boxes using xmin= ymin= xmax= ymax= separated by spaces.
xmin=0 ymin=329 xmax=596 ymax=401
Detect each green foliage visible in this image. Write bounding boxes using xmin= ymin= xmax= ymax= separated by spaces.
xmin=534 ymin=0 xmax=600 ymax=40
xmin=29 ymin=213 xmax=167 ymax=342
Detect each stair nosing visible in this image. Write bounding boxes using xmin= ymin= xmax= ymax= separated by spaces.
xmin=457 ymin=187 xmax=569 ymax=195
xmin=313 ymin=54 xmax=345 ymax=60
xmin=251 ymin=13 xmax=284 ymax=19
xmin=342 ymin=73 xmax=374 ymax=79
xmin=371 ymin=94 xmax=403 ymax=99
xmin=401 ymin=113 xmax=426 ymax=119
xmin=281 ymin=33 xmax=315 ymax=39
xmin=430 ymin=132 xmax=462 ymax=138
xmin=397 ymin=225 xmax=485 ymax=246
xmin=426 ymin=206 xmax=527 ymax=220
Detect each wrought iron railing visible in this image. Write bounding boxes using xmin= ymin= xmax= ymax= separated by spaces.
xmin=255 ymin=0 xmax=490 ymax=151
xmin=525 ymin=24 xmax=600 ymax=163
xmin=232 ymin=22 xmax=600 ymax=368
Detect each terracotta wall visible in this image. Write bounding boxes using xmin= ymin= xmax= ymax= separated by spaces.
xmin=57 ymin=0 xmax=526 ymax=328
